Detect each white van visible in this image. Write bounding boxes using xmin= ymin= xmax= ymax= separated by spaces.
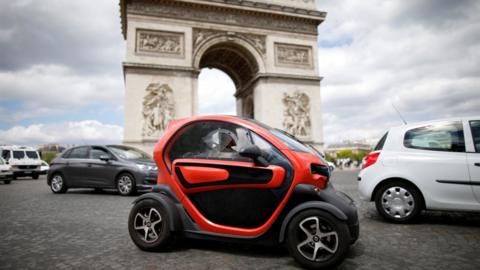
xmin=0 ymin=146 xmax=42 ymax=179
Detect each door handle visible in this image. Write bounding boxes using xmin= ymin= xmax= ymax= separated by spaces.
xmin=475 ymin=163 xmax=480 ymax=167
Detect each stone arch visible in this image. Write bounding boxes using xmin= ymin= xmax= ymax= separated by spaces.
xmin=193 ymin=34 xmax=265 ymax=90
xmin=120 ymin=0 xmax=326 ymax=153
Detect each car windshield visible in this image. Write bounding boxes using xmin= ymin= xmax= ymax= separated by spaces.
xmin=243 ymin=118 xmax=316 ymax=153
xmin=13 ymin=151 xmax=25 ymax=159
xmin=26 ymin=151 xmax=39 ymax=159
xmin=108 ymin=145 xmax=151 ymax=160
xmin=270 ymin=129 xmax=313 ymax=153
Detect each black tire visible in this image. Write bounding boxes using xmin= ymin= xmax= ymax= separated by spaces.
xmin=50 ymin=173 xmax=68 ymax=194
xmin=32 ymin=174 xmax=39 ymax=180
xmin=374 ymin=180 xmax=423 ymax=223
xmin=286 ymin=209 xmax=350 ymax=269
xmin=4 ymin=180 xmax=11 ymax=184
xmin=128 ymin=199 xmax=173 ymax=251
xmin=116 ymin=173 xmax=136 ymax=196
xmin=12 ymin=175 xmax=17 ymax=180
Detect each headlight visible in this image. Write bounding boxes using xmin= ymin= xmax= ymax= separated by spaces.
xmin=136 ymin=164 xmax=157 ymax=171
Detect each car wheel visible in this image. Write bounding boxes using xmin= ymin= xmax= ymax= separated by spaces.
xmin=4 ymin=180 xmax=11 ymax=184
xmin=50 ymin=173 xmax=68 ymax=194
xmin=128 ymin=199 xmax=173 ymax=251
xmin=286 ymin=209 xmax=350 ymax=269
xmin=374 ymin=181 xmax=423 ymax=223
xmin=117 ymin=173 xmax=136 ymax=196
xmin=32 ymin=174 xmax=39 ymax=180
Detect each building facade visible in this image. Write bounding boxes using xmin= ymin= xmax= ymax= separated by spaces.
xmin=120 ymin=0 xmax=326 ymax=154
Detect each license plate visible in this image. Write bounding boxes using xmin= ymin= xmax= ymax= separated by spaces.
xmin=25 ymin=171 xmax=32 ymax=174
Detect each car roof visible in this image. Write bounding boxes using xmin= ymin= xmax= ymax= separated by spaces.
xmin=388 ymin=115 xmax=480 ymax=131
xmin=0 ymin=145 xmax=38 ymax=151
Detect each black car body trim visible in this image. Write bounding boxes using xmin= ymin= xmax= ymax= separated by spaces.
xmin=436 ymin=180 xmax=480 ymax=186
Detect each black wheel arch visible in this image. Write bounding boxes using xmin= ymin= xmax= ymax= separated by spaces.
xmin=132 ymin=192 xmax=183 ymax=232
xmin=372 ymin=177 xmax=426 ymax=208
xmin=115 ymin=170 xmax=136 ymax=185
xmin=47 ymin=171 xmax=64 ymax=185
xmin=278 ymin=201 xmax=348 ymax=244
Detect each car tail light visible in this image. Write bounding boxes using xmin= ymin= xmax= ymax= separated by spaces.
xmin=362 ymin=151 xmax=380 ymax=169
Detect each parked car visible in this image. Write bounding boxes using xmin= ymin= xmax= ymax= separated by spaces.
xmin=0 ymin=157 xmax=13 ymax=184
xmin=128 ymin=116 xmax=359 ymax=269
xmin=327 ymin=161 xmax=336 ymax=172
xmin=0 ymin=146 xmax=42 ymax=179
xmin=358 ymin=117 xmax=480 ymax=223
xmin=47 ymin=145 xmax=158 ymax=196
xmin=40 ymin=160 xmax=50 ymax=175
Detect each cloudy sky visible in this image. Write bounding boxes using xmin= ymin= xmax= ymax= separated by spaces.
xmin=0 ymin=0 xmax=479 ymax=146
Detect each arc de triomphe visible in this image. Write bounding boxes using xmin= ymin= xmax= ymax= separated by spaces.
xmin=120 ymin=0 xmax=326 ymax=154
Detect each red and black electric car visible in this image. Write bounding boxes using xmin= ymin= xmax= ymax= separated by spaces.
xmin=128 ymin=116 xmax=359 ymax=269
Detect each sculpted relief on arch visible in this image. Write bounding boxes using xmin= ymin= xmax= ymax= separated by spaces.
xmin=193 ymin=28 xmax=266 ymax=55
xmin=142 ymin=83 xmax=175 ymax=138
xmin=136 ymin=29 xmax=184 ymax=57
xmin=282 ymin=91 xmax=311 ymax=138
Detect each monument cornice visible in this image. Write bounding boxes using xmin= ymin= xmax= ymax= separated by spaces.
xmin=120 ymin=0 xmax=326 ymax=39
xmin=235 ymin=72 xmax=323 ymax=97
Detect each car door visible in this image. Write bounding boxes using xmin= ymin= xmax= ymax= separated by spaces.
xmin=466 ymin=119 xmax=480 ymax=204
xmin=401 ymin=121 xmax=477 ymax=210
xmin=63 ymin=146 xmax=90 ymax=187
xmin=85 ymin=147 xmax=118 ymax=188
xmin=167 ymin=121 xmax=293 ymax=229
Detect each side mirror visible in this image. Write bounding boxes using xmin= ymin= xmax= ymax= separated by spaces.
xmin=239 ymin=145 xmax=269 ymax=167
xmin=99 ymin=155 xmax=110 ymax=162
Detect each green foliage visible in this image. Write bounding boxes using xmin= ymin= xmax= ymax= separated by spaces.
xmin=325 ymin=152 xmax=335 ymax=162
xmin=334 ymin=149 xmax=369 ymax=162
xmin=336 ymin=149 xmax=353 ymax=160
xmin=353 ymin=150 xmax=369 ymax=162
xmin=41 ymin=151 xmax=58 ymax=164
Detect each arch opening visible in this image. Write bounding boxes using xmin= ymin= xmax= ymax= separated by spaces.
xmin=196 ymin=41 xmax=260 ymax=118
xmin=197 ymin=68 xmax=236 ymax=116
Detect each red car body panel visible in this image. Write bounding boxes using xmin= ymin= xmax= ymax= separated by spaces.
xmin=153 ymin=115 xmax=327 ymax=237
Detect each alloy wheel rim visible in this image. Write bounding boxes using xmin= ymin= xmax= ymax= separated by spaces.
xmin=133 ymin=208 xmax=162 ymax=243
xmin=51 ymin=175 xmax=63 ymax=192
xmin=296 ymin=216 xmax=339 ymax=262
xmin=381 ymin=186 xmax=414 ymax=219
xmin=118 ymin=175 xmax=132 ymax=194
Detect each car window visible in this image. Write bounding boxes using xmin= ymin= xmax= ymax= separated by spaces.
xmin=107 ymin=145 xmax=150 ymax=160
xmin=89 ymin=148 xmax=110 ymax=160
xmin=374 ymin=132 xmax=388 ymax=151
xmin=168 ymin=121 xmax=252 ymax=163
xmin=404 ymin=121 xmax=465 ymax=152
xmin=470 ymin=120 xmax=480 ymax=153
xmin=1 ymin=150 xmax=10 ymax=160
xmin=67 ymin=147 xmax=89 ymax=159
xmin=26 ymin=151 xmax=39 ymax=159
xmin=250 ymin=132 xmax=290 ymax=165
xmin=270 ymin=129 xmax=312 ymax=153
xmin=13 ymin=151 xmax=25 ymax=159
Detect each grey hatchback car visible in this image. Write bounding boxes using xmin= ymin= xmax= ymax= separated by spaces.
xmin=47 ymin=145 xmax=157 ymax=196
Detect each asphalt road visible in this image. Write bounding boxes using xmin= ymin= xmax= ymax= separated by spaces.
xmin=0 ymin=171 xmax=479 ymax=270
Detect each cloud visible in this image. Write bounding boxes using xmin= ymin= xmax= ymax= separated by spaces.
xmin=0 ymin=64 xmax=124 ymax=124
xmin=0 ymin=120 xmax=123 ymax=145
xmin=317 ymin=0 xmax=480 ymax=145
xmin=197 ymin=68 xmax=236 ymax=116
xmin=0 ymin=0 xmax=124 ymax=75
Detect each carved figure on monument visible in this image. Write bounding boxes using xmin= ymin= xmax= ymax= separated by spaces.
xmin=282 ymin=91 xmax=311 ymax=137
xmin=142 ymin=83 xmax=175 ymax=137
